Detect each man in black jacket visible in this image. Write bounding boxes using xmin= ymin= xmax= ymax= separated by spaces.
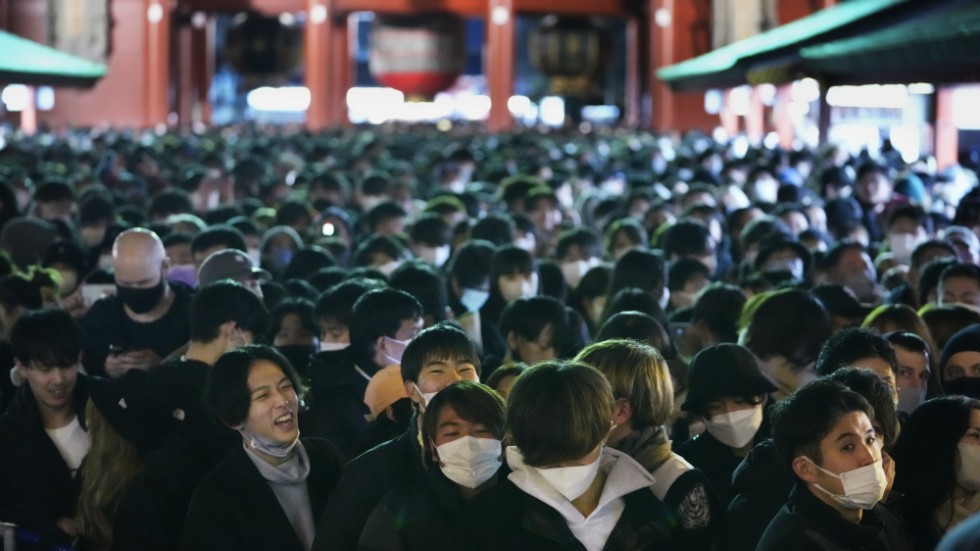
xmin=311 ymin=323 xmax=481 ymax=550
xmin=758 ymin=379 xmax=908 ymax=551
xmin=0 ymin=310 xmax=88 ymax=548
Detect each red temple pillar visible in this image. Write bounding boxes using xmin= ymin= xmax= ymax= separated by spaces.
xmin=305 ymin=0 xmax=331 ymax=130
xmin=144 ymin=0 xmax=172 ymax=127
xmin=746 ymin=86 xmax=765 ymax=144
xmin=774 ymin=84 xmax=793 ymax=149
xmin=324 ymin=12 xmax=350 ymax=128
xmin=648 ymin=0 xmax=675 ymax=133
xmin=191 ymin=13 xmax=214 ymax=124
xmin=486 ymin=0 xmax=515 ymax=133
xmin=624 ymin=15 xmax=641 ymax=127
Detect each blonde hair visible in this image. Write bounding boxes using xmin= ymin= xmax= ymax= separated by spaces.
xmin=575 ymin=339 xmax=674 ymax=429
xmin=75 ymin=399 xmax=144 ymax=551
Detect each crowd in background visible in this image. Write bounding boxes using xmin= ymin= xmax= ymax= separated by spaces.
xmin=0 ymin=123 xmax=980 ymax=550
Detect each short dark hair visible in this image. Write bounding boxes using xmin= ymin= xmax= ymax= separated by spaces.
xmin=190 ymin=281 xmax=270 ymax=342
xmin=691 ymin=283 xmax=747 ymax=343
xmin=400 ymin=323 xmax=480 ymax=384
xmin=422 ymin=381 xmax=505 ymax=460
xmin=313 ymin=277 xmax=386 ymax=327
xmin=667 ymin=258 xmax=711 ymax=292
xmin=470 ymin=214 xmax=516 ymax=247
xmin=939 ymin=262 xmax=980 ymax=288
xmin=365 ymin=201 xmax=408 ymax=233
xmin=500 ymin=296 xmax=580 ymax=359
xmin=11 ymin=309 xmax=83 ymax=368
xmin=191 ymin=225 xmax=247 ymax=255
xmin=815 ymin=327 xmax=898 ymax=378
xmin=910 ymin=239 xmax=956 ymax=269
xmin=409 ymin=213 xmax=451 ymax=247
xmin=205 ymin=344 xmax=306 ymax=427
xmin=352 ymin=235 xmax=407 ymax=267
xmin=744 ymin=288 xmax=831 ymax=367
xmin=826 ymin=367 xmax=900 ymax=448
xmin=507 ymin=361 xmax=613 ymax=466
xmin=555 ymin=228 xmax=602 ymax=262
xmin=349 ymin=288 xmax=422 ymax=359
xmin=821 ymin=239 xmax=866 ymax=273
xmin=268 ymin=298 xmax=316 ymax=343
xmin=919 ymin=256 xmax=959 ymax=306
xmin=662 ymin=219 xmax=713 ymax=258
xmin=390 ymin=262 xmax=450 ymax=324
xmin=607 ymin=249 xmax=667 ymax=298
xmin=770 ymin=378 xmax=874 ymax=470
xmin=447 ymin=240 xmax=495 ymax=290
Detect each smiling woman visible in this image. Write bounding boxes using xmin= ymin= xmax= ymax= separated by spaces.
xmin=181 ymin=345 xmax=345 ymax=551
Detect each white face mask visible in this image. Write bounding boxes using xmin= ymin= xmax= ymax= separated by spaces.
xmin=763 ymin=258 xmax=804 ymax=280
xmin=671 ymin=290 xmax=696 ymax=309
xmin=436 ymin=436 xmax=503 ymax=489
xmin=705 ymin=406 xmax=763 ymax=449
xmin=376 ymin=260 xmax=402 ymax=277
xmin=956 ymin=443 xmax=980 ymax=491
xmin=514 ymin=235 xmax=536 ymax=253
xmin=560 ymin=259 xmax=597 ymax=290
xmin=381 ymin=336 xmax=411 ymax=366
xmin=658 ymin=288 xmax=671 ymax=311
xmin=460 ymin=288 xmax=490 ymax=313
xmin=417 ymin=245 xmax=451 ymax=267
xmin=536 ymin=451 xmax=603 ymax=502
xmin=319 ymin=341 xmax=350 ymax=352
xmin=896 ymin=386 xmax=926 ymax=415
xmin=411 ymin=383 xmax=438 ymax=409
xmin=248 ymin=247 xmax=262 ymax=266
xmin=499 ymin=275 xmax=538 ymax=303
xmin=888 ymin=233 xmax=923 ymax=265
xmin=805 ymin=457 xmax=887 ymax=510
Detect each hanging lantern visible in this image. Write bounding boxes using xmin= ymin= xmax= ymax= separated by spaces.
xmin=369 ymin=14 xmax=466 ymax=100
xmin=529 ymin=16 xmax=610 ymax=98
xmin=224 ymin=12 xmax=302 ymax=85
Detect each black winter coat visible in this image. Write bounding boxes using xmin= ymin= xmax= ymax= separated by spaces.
xmin=717 ymin=438 xmax=793 ymax=551
xmin=303 ymin=348 xmax=373 ymax=457
xmin=757 ymin=482 xmax=910 ymax=551
xmin=454 ymin=478 xmax=677 ymax=551
xmin=312 ymin=420 xmax=422 ymax=551
xmin=181 ymin=438 xmax=344 ymax=551
xmin=0 ymin=377 xmax=88 ymax=549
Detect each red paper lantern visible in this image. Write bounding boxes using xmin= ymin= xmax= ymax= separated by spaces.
xmin=369 ymin=14 xmax=466 ymax=99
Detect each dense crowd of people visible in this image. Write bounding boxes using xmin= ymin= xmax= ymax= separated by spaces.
xmin=0 ymin=123 xmax=979 ymax=550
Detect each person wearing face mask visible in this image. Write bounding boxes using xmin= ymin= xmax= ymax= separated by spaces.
xmin=720 ymin=368 xmax=902 ymax=551
xmin=456 ymin=361 xmax=675 ymax=550
xmin=575 ymin=340 xmax=721 ymax=550
xmin=182 ymin=345 xmax=345 ymax=551
xmin=758 ymin=379 xmax=906 ymax=551
xmin=259 ymin=225 xmax=304 ymax=280
xmin=676 ymin=344 xmax=776 ymax=504
xmin=894 ymin=396 xmax=980 ymax=551
xmin=479 ymin=246 xmax=540 ymax=361
xmin=555 ymin=227 xmax=604 ymax=291
xmin=938 ymin=324 xmax=980 ymax=400
xmin=312 ymin=323 xmax=481 ymax=551
xmin=359 ymin=381 xmax=506 ymax=551
xmin=270 ymin=299 xmax=319 ymax=377
xmin=409 ymin=213 xmax=452 ymax=268
xmin=885 ymin=205 xmax=931 ymax=267
xmin=304 ymin=288 xmax=422 ymax=458
xmin=80 ymin=229 xmax=194 ymax=378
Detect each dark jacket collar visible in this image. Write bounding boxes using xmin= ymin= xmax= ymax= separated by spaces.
xmin=789 ymin=481 xmax=888 ymax=547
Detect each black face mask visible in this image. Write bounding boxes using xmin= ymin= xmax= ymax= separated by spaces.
xmin=943 ymin=377 xmax=980 ymax=400
xmin=117 ymin=278 xmax=165 ymax=314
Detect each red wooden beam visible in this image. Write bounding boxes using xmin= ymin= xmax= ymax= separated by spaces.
xmin=305 ymin=0 xmax=331 ymax=130
xmin=648 ymin=0 xmax=674 ymax=132
xmin=184 ymin=0 xmax=630 ymax=17
xmin=145 ymin=0 xmax=172 ymax=127
xmin=486 ymin=0 xmax=514 ymax=132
